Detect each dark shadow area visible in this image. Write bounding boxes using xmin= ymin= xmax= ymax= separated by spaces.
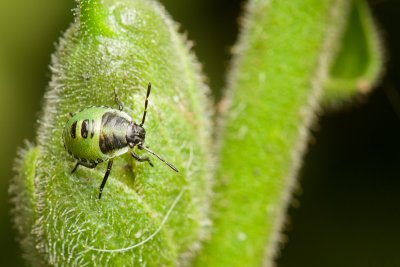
xmin=278 ymin=86 xmax=400 ymax=267
xmin=161 ymin=0 xmax=243 ymax=99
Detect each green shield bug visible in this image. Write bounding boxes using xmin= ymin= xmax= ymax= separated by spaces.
xmin=62 ymin=83 xmax=178 ymax=199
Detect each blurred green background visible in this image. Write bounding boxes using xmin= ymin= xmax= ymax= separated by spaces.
xmin=0 ymin=0 xmax=399 ymax=266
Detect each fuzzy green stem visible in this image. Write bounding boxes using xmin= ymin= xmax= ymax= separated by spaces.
xmin=194 ymin=0 xmax=382 ymax=266
xmin=78 ymin=0 xmax=112 ymax=37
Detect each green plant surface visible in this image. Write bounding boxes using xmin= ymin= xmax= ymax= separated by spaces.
xmin=10 ymin=0 xmax=384 ymax=266
xmin=9 ymin=144 xmax=41 ymax=266
xmin=10 ymin=0 xmax=211 ymax=266
xmin=323 ymin=0 xmax=383 ymax=108
xmin=193 ymin=0 xmax=383 ymax=266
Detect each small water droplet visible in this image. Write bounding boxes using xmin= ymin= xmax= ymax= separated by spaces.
xmin=237 ymin=231 xmax=247 ymax=241
xmin=120 ymin=8 xmax=137 ymax=26
xmin=135 ymin=230 xmax=143 ymax=239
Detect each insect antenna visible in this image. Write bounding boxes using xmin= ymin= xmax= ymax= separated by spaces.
xmin=139 ymin=145 xmax=179 ymax=172
xmin=140 ymin=82 xmax=152 ymax=126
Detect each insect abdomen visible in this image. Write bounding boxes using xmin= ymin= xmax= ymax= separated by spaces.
xmin=63 ymin=107 xmax=111 ymax=163
xmin=63 ymin=107 xmax=133 ymax=162
xmin=68 ymin=119 xmax=95 ymax=140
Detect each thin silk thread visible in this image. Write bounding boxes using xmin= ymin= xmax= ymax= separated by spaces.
xmin=85 ymin=189 xmax=184 ymax=253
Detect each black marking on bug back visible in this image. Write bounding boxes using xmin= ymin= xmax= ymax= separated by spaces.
xmin=91 ymin=120 xmax=95 ymax=138
xmin=81 ymin=119 xmax=89 ymax=138
xmin=70 ymin=121 xmax=77 ymax=139
xmin=99 ymin=112 xmax=129 ymax=154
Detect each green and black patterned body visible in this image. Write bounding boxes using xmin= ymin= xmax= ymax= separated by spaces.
xmin=62 ymin=83 xmax=178 ymax=199
xmin=63 ymin=107 xmax=132 ymax=164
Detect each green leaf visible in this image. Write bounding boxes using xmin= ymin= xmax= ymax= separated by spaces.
xmin=193 ymin=0 xmax=383 ymax=266
xmin=10 ymin=144 xmax=44 ymax=266
xmin=10 ymin=0 xmax=211 ymax=266
xmin=323 ymin=0 xmax=383 ymax=108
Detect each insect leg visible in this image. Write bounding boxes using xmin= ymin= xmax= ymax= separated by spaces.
xmin=131 ymin=151 xmax=154 ymax=167
xmin=98 ymin=159 xmax=113 ymax=199
xmin=114 ymin=89 xmax=124 ymax=111
xmin=71 ymin=161 xmax=97 ymax=173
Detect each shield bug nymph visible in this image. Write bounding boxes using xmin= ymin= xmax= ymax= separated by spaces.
xmin=62 ymin=82 xmax=178 ymax=199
